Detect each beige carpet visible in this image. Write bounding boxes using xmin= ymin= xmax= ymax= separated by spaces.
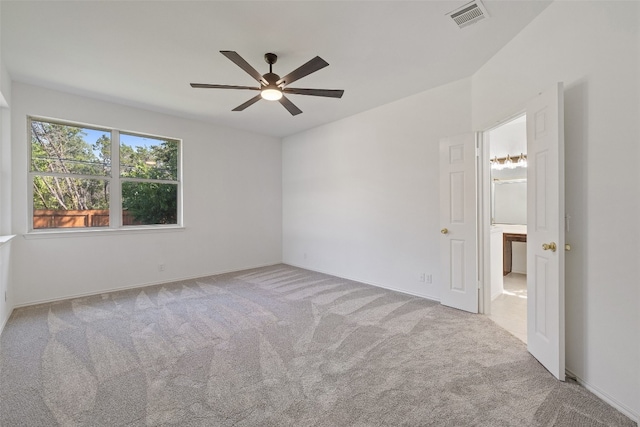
xmin=0 ymin=264 xmax=635 ymax=426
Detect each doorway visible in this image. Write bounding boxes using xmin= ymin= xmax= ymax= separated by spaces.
xmin=484 ymin=114 xmax=528 ymax=343
xmin=442 ymin=83 xmax=564 ymax=378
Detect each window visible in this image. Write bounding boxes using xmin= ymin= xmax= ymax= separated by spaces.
xmin=29 ymin=117 xmax=181 ymax=231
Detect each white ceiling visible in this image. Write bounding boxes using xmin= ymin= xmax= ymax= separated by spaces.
xmin=1 ymin=1 xmax=551 ymax=138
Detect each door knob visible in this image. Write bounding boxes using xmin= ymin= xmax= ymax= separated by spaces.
xmin=542 ymin=242 xmax=557 ymax=252
xmin=565 ymin=243 xmax=571 ymax=251
xmin=441 ymin=228 xmax=448 ymax=234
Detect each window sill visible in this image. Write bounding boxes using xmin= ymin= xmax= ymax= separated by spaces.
xmin=0 ymin=235 xmax=16 ymax=246
xmin=23 ymin=226 xmax=185 ymax=240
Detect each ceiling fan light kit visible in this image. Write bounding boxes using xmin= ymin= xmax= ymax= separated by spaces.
xmin=190 ymin=51 xmax=344 ymax=116
xmin=261 ymin=88 xmax=283 ymax=101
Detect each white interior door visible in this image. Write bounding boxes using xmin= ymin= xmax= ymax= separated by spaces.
xmin=526 ymin=82 xmax=565 ymax=380
xmin=439 ymin=133 xmax=478 ymax=313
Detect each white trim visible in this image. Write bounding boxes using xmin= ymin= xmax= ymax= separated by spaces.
xmin=27 ymin=118 xmax=34 ymax=229
xmin=0 ymin=235 xmax=16 ymax=246
xmin=478 ymin=112 xmax=527 ymax=316
xmin=0 ymin=308 xmax=14 ymax=345
xmin=23 ymin=225 xmax=185 ymax=239
xmin=565 ymin=368 xmax=639 ymax=423
xmin=111 ymin=129 xmax=122 ymax=228
xmin=0 ymin=234 xmax=16 ymax=344
xmin=11 ymin=262 xmax=281 ymax=309
xmin=478 ymin=109 xmax=527 ymax=135
xmin=27 ymin=115 xmax=182 ymax=143
xmin=477 ymin=131 xmax=490 ymax=315
xmin=285 ymin=262 xmax=441 ymax=303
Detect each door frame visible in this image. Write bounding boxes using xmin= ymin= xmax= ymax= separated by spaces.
xmin=478 ymin=111 xmax=527 ymax=316
xmin=477 ymin=83 xmax=566 ymax=382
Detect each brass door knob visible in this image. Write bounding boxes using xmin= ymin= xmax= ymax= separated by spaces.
xmin=542 ymin=242 xmax=557 ymax=252
xmin=441 ymin=228 xmax=449 ymax=235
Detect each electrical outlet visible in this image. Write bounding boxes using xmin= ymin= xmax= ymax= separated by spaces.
xmin=425 ymin=274 xmax=433 ymax=284
xmin=158 ymin=263 xmax=165 ymax=272
xmin=419 ymin=273 xmax=426 ymax=282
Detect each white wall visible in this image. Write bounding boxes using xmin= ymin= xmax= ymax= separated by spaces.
xmin=510 ymin=241 xmax=526 ymax=275
xmin=0 ymin=0 xmax=15 ymax=332
xmin=283 ymin=78 xmax=471 ymax=300
xmin=11 ymin=83 xmax=282 ymax=306
xmin=283 ymin=1 xmax=639 ymax=420
xmin=472 ymin=1 xmax=639 ymax=420
xmin=490 ymin=227 xmax=503 ymax=300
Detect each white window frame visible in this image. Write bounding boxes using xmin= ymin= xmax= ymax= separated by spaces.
xmin=27 ymin=116 xmax=183 ymax=235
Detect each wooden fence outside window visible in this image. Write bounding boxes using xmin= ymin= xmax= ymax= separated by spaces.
xmin=33 ymin=209 xmax=140 ymax=229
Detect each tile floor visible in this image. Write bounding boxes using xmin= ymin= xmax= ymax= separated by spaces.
xmin=488 ymin=273 xmax=527 ymax=343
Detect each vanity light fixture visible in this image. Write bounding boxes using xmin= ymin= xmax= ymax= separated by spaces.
xmin=490 ymin=154 xmax=527 ymax=170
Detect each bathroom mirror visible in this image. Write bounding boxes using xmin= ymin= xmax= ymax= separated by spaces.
xmin=491 ymin=165 xmax=527 ymax=225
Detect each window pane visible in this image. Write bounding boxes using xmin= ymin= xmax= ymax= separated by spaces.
xmin=122 ymin=181 xmax=177 ymax=226
xmin=31 ymin=120 xmax=111 ymax=176
xmin=33 ymin=177 xmax=110 ymax=229
xmin=120 ymin=134 xmax=178 ymax=181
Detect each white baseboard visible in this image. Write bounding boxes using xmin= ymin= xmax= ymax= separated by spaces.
xmin=12 ymin=262 xmax=281 ymax=309
xmin=0 ymin=306 xmax=12 ymax=338
xmin=13 ymin=262 xmax=440 ymax=310
xmin=565 ymin=368 xmax=638 ymax=424
xmin=284 ymin=262 xmax=441 ymax=303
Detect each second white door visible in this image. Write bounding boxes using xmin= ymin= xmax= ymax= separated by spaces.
xmin=439 ymin=133 xmax=478 ymax=314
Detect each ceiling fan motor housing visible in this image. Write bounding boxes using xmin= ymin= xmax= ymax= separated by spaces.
xmin=262 ymin=72 xmax=281 ymax=86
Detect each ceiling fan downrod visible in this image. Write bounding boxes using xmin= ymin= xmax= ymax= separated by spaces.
xmin=264 ymin=52 xmax=278 ymax=74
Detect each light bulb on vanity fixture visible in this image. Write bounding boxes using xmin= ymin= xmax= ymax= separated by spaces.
xmin=491 ymin=156 xmax=502 ymax=170
xmin=504 ymin=154 xmax=515 ymax=169
xmin=517 ymin=153 xmax=527 ymax=168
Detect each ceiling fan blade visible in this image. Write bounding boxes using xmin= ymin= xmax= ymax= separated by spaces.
xmin=279 ymin=95 xmax=303 ymax=116
xmin=283 ymin=88 xmax=344 ymax=98
xmin=232 ymin=94 xmax=262 ymax=112
xmin=191 ymin=83 xmax=260 ymax=91
xmin=220 ymin=51 xmax=267 ymax=85
xmin=276 ymin=56 xmax=329 ymax=87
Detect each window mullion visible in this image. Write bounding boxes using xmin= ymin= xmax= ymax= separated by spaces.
xmin=110 ymin=130 xmax=122 ymax=228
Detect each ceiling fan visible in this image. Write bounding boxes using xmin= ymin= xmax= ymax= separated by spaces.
xmin=191 ymin=51 xmax=344 ymax=116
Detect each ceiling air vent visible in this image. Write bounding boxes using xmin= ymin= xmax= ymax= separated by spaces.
xmin=446 ymin=0 xmax=490 ymax=29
